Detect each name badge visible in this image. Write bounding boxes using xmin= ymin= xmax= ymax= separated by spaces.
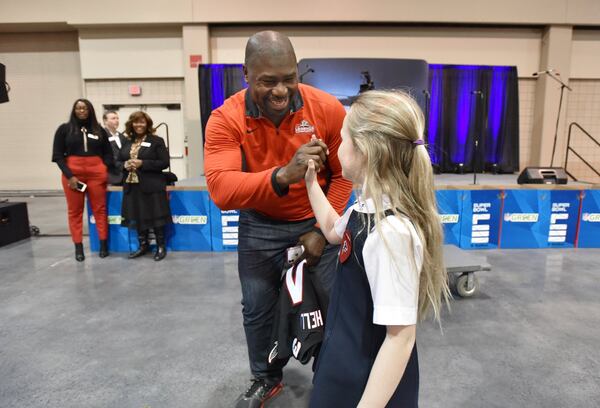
xmin=87 ymin=134 xmax=99 ymax=140
xmin=141 ymin=142 xmax=151 ymax=147
xmin=109 ymin=136 xmax=122 ymax=148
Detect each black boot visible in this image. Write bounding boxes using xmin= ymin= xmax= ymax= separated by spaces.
xmin=74 ymin=243 xmax=85 ymax=262
xmin=129 ymin=230 xmax=149 ymax=259
xmin=153 ymin=226 xmax=167 ymax=261
xmin=99 ymin=240 xmax=109 ymax=258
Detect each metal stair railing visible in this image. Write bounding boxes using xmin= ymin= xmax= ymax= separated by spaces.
xmin=564 ymin=122 xmax=600 ymax=183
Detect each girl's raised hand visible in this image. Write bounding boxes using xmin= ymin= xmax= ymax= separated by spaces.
xmin=305 ymin=159 xmax=317 ymax=184
xmin=305 ymin=134 xmax=326 ymax=184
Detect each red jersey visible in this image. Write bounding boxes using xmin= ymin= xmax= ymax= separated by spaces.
xmin=204 ymin=83 xmax=352 ymax=221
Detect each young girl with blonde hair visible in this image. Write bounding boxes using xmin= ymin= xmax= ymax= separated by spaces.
xmin=306 ymin=90 xmax=450 ymax=407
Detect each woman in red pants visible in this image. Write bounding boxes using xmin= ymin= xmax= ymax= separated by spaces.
xmin=52 ymin=99 xmax=113 ymax=261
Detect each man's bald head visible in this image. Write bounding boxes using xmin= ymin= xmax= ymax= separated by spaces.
xmin=243 ymin=31 xmax=299 ymax=126
xmin=244 ymin=31 xmax=297 ymax=69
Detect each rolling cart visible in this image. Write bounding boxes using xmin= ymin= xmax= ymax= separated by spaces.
xmin=443 ymin=244 xmax=491 ymax=298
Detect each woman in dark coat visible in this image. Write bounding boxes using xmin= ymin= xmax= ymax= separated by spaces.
xmin=119 ymin=111 xmax=171 ymax=261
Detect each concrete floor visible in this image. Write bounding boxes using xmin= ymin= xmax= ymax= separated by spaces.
xmin=1 ymin=197 xmax=599 ymax=407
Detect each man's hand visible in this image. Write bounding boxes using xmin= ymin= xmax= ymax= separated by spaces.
xmin=277 ymin=135 xmax=328 ymax=187
xmin=298 ymin=230 xmax=326 ymax=266
xmin=67 ymin=176 xmax=79 ymax=190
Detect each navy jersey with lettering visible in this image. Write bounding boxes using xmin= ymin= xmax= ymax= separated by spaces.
xmin=310 ymin=207 xmax=420 ymax=408
xmin=268 ymin=260 xmax=326 ymax=365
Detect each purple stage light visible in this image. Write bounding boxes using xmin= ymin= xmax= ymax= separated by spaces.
xmin=427 ymin=65 xmax=443 ymax=164
xmin=453 ymin=66 xmax=478 ymax=164
xmin=487 ymin=67 xmax=509 ymax=164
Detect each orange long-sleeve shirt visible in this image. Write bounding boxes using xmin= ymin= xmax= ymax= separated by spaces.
xmin=204 ymin=83 xmax=352 ymax=221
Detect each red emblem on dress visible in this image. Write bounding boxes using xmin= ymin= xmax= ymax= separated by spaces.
xmin=339 ymin=229 xmax=352 ymax=263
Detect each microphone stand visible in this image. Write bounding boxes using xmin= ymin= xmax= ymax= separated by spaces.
xmin=471 ymin=90 xmax=485 ymax=185
xmin=538 ymin=71 xmax=573 ymax=167
xmin=423 ymin=89 xmax=431 ymax=138
xmin=299 ymin=67 xmax=314 ymax=83
xmin=423 ymin=89 xmax=440 ymax=173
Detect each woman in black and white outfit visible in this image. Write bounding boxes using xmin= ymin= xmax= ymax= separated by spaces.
xmin=119 ymin=111 xmax=171 ymax=261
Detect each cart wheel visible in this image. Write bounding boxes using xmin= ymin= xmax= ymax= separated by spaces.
xmin=455 ymin=273 xmax=479 ymax=298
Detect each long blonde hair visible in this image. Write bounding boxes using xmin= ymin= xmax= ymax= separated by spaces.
xmin=346 ymin=90 xmax=450 ymax=323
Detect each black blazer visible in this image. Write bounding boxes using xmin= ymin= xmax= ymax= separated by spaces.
xmin=119 ymin=134 xmax=170 ymax=193
xmin=106 ymin=130 xmax=127 ymax=185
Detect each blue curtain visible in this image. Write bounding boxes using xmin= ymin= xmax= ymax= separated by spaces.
xmin=199 ymin=64 xmax=247 ymax=141
xmin=427 ymin=64 xmax=519 ymax=173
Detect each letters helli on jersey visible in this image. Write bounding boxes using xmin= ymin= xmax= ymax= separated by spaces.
xmin=300 ymin=310 xmax=323 ymax=330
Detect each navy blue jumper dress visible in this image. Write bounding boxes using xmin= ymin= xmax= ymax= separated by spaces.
xmin=310 ymin=208 xmax=419 ymax=408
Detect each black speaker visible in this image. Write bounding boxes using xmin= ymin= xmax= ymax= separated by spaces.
xmin=0 ymin=63 xmax=8 ymax=104
xmin=517 ymin=167 xmax=568 ymax=185
xmin=0 ymin=202 xmax=31 ymax=247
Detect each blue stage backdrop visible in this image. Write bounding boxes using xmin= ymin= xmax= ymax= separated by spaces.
xmin=89 ymin=191 xmax=212 ymax=252
xmin=436 ymin=190 xmax=463 ymax=246
xmin=207 ymin=190 xmax=463 ymax=251
xmin=578 ymin=189 xmax=600 ymax=248
xmin=501 ymin=190 xmax=576 ymax=248
xmin=500 ymin=190 xmax=579 ymax=249
xmin=88 ymin=189 xmax=599 ymax=251
xmin=546 ymin=190 xmax=581 ymax=248
xmin=88 ymin=190 xmax=129 ymax=252
xmin=500 ymin=190 xmax=549 ymax=249
xmin=459 ymin=190 xmax=502 ymax=249
xmin=168 ymin=191 xmax=212 ymax=251
xmin=209 ymin=203 xmax=239 ymax=252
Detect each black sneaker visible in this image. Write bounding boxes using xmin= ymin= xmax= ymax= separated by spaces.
xmin=234 ymin=378 xmax=283 ymax=408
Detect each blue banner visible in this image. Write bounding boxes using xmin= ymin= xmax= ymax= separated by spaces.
xmin=209 ymin=202 xmax=239 ymax=252
xmin=500 ymin=190 xmax=580 ymax=248
xmin=436 ymin=190 xmax=463 ymax=246
xmin=88 ymin=191 xmax=133 ymax=252
xmin=578 ymin=189 xmax=600 ymax=248
xmin=501 ymin=190 xmax=549 ymax=248
xmin=168 ymin=191 xmax=212 ymax=251
xmin=459 ymin=190 xmax=502 ymax=249
xmin=546 ymin=190 xmax=580 ymax=248
xmin=89 ymin=190 xmax=212 ymax=252
xmin=88 ymin=188 xmax=600 ymax=251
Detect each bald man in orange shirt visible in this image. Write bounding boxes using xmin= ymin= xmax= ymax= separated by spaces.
xmin=204 ymin=31 xmax=352 ymax=407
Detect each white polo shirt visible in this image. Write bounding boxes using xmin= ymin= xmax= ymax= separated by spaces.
xmin=334 ymin=196 xmax=423 ymax=326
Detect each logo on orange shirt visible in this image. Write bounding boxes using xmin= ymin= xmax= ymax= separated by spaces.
xmin=295 ymin=120 xmax=315 ymax=134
